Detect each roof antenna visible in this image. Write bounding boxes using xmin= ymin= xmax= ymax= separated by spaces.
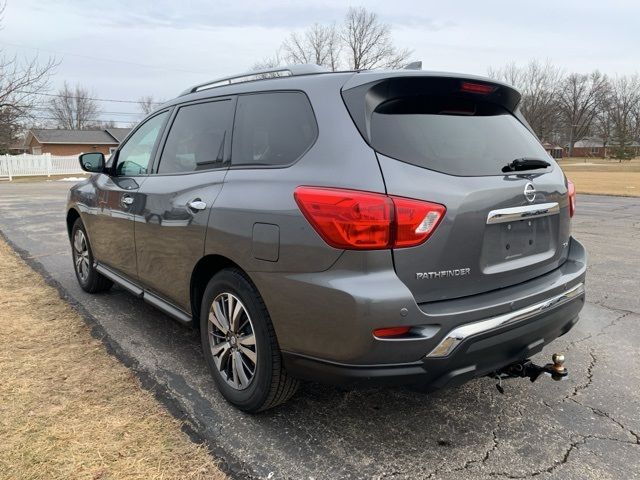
xmin=404 ymin=61 xmax=422 ymax=70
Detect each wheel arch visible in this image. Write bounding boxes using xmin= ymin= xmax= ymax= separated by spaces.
xmin=190 ymin=254 xmax=255 ymax=327
xmin=66 ymin=208 xmax=81 ymax=240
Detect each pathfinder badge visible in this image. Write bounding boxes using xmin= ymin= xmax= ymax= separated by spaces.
xmin=416 ymin=268 xmax=471 ymax=280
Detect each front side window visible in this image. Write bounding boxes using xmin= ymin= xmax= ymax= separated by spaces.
xmin=157 ymin=99 xmax=233 ymax=174
xmin=116 ymin=111 xmax=169 ymax=176
xmin=232 ymin=92 xmax=317 ymax=167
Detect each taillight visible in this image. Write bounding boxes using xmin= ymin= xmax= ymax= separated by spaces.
xmin=567 ymin=179 xmax=576 ymax=217
xmin=294 ymin=186 xmax=445 ymax=250
xmin=392 ymin=196 xmax=446 ymax=247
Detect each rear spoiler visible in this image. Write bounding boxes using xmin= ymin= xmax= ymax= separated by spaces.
xmin=341 ymin=73 xmax=522 ymax=142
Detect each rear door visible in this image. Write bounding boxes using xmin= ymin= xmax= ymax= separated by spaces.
xmin=134 ymin=97 xmax=234 ymax=312
xmin=342 ymin=75 xmax=572 ymax=304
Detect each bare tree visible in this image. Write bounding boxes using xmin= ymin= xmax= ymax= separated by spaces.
xmin=607 ymin=75 xmax=640 ymax=160
xmin=341 ymin=7 xmax=411 ymax=70
xmin=487 ymin=62 xmax=524 ymax=89
xmin=252 ymin=51 xmax=283 ymax=71
xmin=138 ymin=95 xmax=158 ymax=116
xmin=46 ymin=82 xmax=101 ymax=130
xmin=594 ymin=103 xmax=613 ymax=158
xmin=488 ymin=60 xmax=563 ymax=141
xmin=0 ymin=1 xmax=56 ymax=152
xmin=558 ymin=71 xmax=609 ymax=156
xmin=282 ymin=23 xmax=341 ymax=71
xmin=256 ymin=7 xmax=411 ymax=73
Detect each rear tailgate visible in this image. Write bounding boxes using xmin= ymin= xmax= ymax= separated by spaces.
xmin=342 ymin=73 xmax=572 ymax=303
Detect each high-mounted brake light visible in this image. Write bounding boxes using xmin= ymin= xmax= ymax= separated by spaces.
xmin=294 ymin=186 xmax=445 ymax=250
xmin=567 ymin=179 xmax=576 ymax=217
xmin=460 ymin=81 xmax=497 ymax=95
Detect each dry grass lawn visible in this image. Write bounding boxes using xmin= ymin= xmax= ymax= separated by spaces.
xmin=0 ymin=239 xmax=224 ymax=480
xmin=559 ymin=157 xmax=640 ymax=197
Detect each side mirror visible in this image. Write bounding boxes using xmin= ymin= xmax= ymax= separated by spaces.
xmin=79 ymin=152 xmax=105 ymax=173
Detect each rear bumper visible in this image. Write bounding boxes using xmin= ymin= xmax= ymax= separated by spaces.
xmin=253 ymin=236 xmax=586 ymax=384
xmin=283 ymin=282 xmax=584 ymax=387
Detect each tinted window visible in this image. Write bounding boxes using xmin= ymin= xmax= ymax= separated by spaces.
xmin=232 ymin=92 xmax=317 ymax=166
xmin=116 ymin=111 xmax=168 ymax=176
xmin=158 ymin=100 xmax=232 ymax=174
xmin=370 ymin=96 xmax=550 ymax=176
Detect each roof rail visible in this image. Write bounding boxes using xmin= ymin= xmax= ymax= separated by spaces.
xmin=179 ymin=64 xmax=328 ymax=96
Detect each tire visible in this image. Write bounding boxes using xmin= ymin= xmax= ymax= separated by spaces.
xmin=200 ymin=268 xmax=299 ymax=412
xmin=71 ymin=218 xmax=113 ymax=293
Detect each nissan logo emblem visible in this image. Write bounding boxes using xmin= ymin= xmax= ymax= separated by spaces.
xmin=524 ymin=182 xmax=536 ymax=203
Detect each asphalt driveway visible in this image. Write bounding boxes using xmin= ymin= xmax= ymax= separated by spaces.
xmin=0 ymin=180 xmax=638 ymax=479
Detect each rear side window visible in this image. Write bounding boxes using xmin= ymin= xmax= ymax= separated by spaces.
xmin=370 ymin=96 xmax=550 ymax=176
xmin=232 ymin=92 xmax=317 ymax=167
xmin=157 ymin=99 xmax=232 ymax=174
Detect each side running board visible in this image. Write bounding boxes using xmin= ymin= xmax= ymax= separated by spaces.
xmin=95 ymin=263 xmax=192 ymax=325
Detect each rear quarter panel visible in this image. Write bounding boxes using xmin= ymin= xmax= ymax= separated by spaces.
xmin=204 ymin=75 xmax=386 ymax=274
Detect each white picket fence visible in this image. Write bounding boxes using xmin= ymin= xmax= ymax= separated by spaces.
xmin=0 ymin=153 xmax=85 ymax=181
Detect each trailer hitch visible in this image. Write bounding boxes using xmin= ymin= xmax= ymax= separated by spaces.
xmin=492 ymin=354 xmax=567 ymax=394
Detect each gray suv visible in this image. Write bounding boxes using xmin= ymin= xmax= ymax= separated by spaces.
xmin=68 ymin=64 xmax=586 ymax=412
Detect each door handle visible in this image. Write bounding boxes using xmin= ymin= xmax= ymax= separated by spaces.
xmin=188 ymin=199 xmax=207 ymax=211
xmin=121 ymin=194 xmax=134 ymax=207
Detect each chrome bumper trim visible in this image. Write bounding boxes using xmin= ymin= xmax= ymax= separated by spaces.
xmin=486 ymin=202 xmax=559 ymax=225
xmin=425 ymin=282 xmax=585 ymax=358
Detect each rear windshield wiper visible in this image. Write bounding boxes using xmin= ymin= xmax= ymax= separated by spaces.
xmin=502 ymin=158 xmax=551 ymax=173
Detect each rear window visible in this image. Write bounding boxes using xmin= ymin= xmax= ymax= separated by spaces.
xmin=232 ymin=91 xmax=317 ymax=167
xmin=158 ymin=99 xmax=232 ymax=174
xmin=370 ymin=96 xmax=550 ymax=176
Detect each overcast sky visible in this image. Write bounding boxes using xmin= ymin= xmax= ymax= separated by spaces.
xmin=2 ymin=0 xmax=638 ymax=126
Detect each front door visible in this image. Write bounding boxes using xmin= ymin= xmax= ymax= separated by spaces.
xmin=89 ymin=110 xmax=170 ymax=279
xmin=134 ymin=98 xmax=234 ymax=312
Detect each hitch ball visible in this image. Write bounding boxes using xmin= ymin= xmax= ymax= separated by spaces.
xmin=551 ymin=353 xmax=567 ymax=376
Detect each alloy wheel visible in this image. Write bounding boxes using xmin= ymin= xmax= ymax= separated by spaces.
xmin=208 ymin=292 xmax=257 ymax=390
xmin=73 ymin=229 xmax=90 ymax=282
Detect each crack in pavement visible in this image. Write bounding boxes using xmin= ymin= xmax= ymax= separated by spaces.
xmin=425 ymin=394 xmax=503 ymax=479
xmin=594 ymin=310 xmax=634 ymax=338
xmin=425 ymin=430 xmax=500 ymax=479
xmin=567 ymin=305 xmax=635 ymax=350
xmin=486 ymin=433 xmax=640 ymax=479
xmin=567 ymin=397 xmax=640 ymax=445
xmin=569 ymin=351 xmax=597 ymax=398
xmin=487 ymin=435 xmax=587 ymax=478
xmin=483 ymin=343 xmax=639 ymax=479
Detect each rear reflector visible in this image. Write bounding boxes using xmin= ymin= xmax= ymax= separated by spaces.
xmin=294 ymin=186 xmax=445 ymax=249
xmin=373 ymin=326 xmax=411 ymax=338
xmin=567 ymin=179 xmax=576 ymax=217
xmin=460 ymin=81 xmax=497 ymax=95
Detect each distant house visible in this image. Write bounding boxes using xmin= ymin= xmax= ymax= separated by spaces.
xmin=570 ymin=137 xmax=606 ymax=157
xmin=23 ymin=128 xmax=131 ymax=156
xmin=568 ymin=137 xmax=640 ymax=158
xmin=542 ymin=142 xmax=563 ymax=159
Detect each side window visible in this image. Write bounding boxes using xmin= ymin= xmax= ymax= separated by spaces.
xmin=157 ymin=99 xmax=233 ymax=174
xmin=116 ymin=111 xmax=169 ymax=176
xmin=232 ymin=92 xmax=318 ymax=167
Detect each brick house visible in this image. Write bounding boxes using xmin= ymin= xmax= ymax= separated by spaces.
xmin=567 ymin=137 xmax=640 ymax=158
xmin=23 ymin=128 xmax=131 ymax=156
